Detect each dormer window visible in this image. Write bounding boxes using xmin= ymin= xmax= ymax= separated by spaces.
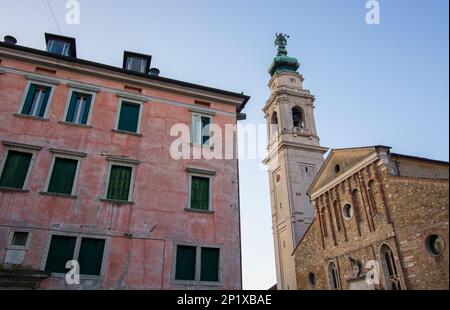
xmin=123 ymin=51 xmax=152 ymax=74
xmin=45 ymin=33 xmax=77 ymax=57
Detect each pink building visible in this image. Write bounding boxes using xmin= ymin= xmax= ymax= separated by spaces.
xmin=0 ymin=33 xmax=249 ymax=289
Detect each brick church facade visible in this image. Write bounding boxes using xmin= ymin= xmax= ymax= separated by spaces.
xmin=294 ymin=146 xmax=448 ymax=290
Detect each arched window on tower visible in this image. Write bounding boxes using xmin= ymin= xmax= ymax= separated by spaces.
xmin=380 ymin=244 xmax=402 ymax=290
xmin=292 ymin=106 xmax=304 ymax=129
xmin=328 ymin=261 xmax=341 ymax=290
xmin=320 ymin=207 xmax=328 ymax=237
xmin=270 ymin=112 xmax=279 ymax=139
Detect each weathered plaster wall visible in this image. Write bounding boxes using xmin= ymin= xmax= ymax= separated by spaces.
xmin=0 ymin=56 xmax=242 ymax=289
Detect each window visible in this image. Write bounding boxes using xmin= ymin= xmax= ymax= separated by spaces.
xmin=21 ymin=83 xmax=52 ymax=118
xmin=190 ymin=176 xmax=210 ymax=210
xmin=307 ymin=272 xmax=316 ymax=289
xmin=200 ymin=248 xmax=220 ymax=282
xmin=45 ymin=235 xmax=77 ymax=274
xmin=367 ymin=180 xmax=378 ymax=213
xmin=191 ymin=114 xmax=211 ymax=146
xmin=334 ymin=164 xmax=341 ymax=173
xmin=175 ymin=245 xmax=196 ymax=281
xmin=107 ymin=165 xmax=133 ymax=201
xmin=65 ymin=91 xmax=93 ymax=125
xmin=117 ymin=101 xmax=141 ymax=133
xmin=320 ymin=207 xmax=328 ymax=237
xmin=5 ymin=231 xmax=31 ymax=265
xmin=77 ymin=238 xmax=106 ymax=276
xmin=123 ymin=51 xmax=151 ymax=74
xmin=11 ymin=232 xmax=29 ymax=247
xmin=174 ymin=245 xmax=220 ymax=283
xmin=333 ymin=201 xmax=341 ymax=231
xmin=44 ymin=235 xmax=105 ymax=276
xmin=47 ymin=157 xmax=79 ymax=195
xmin=342 ymin=203 xmax=353 ymax=220
xmin=270 ymin=112 xmax=279 ymax=139
xmin=0 ymin=150 xmax=33 ymax=189
xmin=426 ymin=234 xmax=445 ymax=256
xmin=47 ymin=39 xmax=71 ymax=56
xmin=126 ymin=56 xmax=148 ymax=73
xmin=380 ymin=244 xmax=401 ymax=290
xmin=328 ymin=262 xmax=341 ymax=290
xmin=292 ymin=106 xmax=304 ymax=128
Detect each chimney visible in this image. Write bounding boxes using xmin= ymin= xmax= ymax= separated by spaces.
xmin=3 ymin=35 xmax=17 ymax=45
xmin=149 ymin=68 xmax=160 ymax=77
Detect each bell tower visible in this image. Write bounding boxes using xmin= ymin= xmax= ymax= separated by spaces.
xmin=263 ymin=34 xmax=328 ymax=290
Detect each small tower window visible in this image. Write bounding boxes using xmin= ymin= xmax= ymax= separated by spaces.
xmin=270 ymin=112 xmax=279 ymax=139
xmin=292 ymin=106 xmax=304 ymax=128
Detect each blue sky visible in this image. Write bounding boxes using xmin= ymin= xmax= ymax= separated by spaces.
xmin=1 ymin=0 xmax=448 ymax=289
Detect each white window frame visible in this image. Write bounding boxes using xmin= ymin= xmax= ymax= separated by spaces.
xmin=63 ymin=88 xmax=97 ymax=126
xmin=104 ymin=160 xmax=138 ymax=202
xmin=6 ymin=230 xmax=32 ymax=251
xmin=47 ymin=40 xmax=71 ymax=56
xmin=41 ymin=232 xmax=109 ymax=279
xmin=186 ymin=168 xmax=215 ymax=212
xmin=114 ymin=98 xmax=144 ymax=134
xmin=171 ymin=241 xmax=223 ymax=286
xmin=191 ymin=112 xmax=213 ymax=146
xmin=17 ymin=79 xmax=57 ymax=119
xmin=126 ymin=56 xmax=148 ymax=73
xmin=44 ymin=152 xmax=84 ymax=196
xmin=0 ymin=143 xmax=41 ymax=191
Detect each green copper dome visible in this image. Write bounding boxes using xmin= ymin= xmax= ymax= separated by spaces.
xmin=268 ymin=33 xmax=300 ymax=77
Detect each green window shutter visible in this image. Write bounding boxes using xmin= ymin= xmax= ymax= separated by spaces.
xmin=45 ymin=235 xmax=76 ymax=274
xmin=118 ymin=102 xmax=140 ymax=133
xmin=190 ymin=176 xmax=210 ymax=210
xmin=200 ymin=247 xmax=220 ymax=282
xmin=47 ymin=158 xmax=78 ymax=195
xmin=175 ymin=245 xmax=196 ymax=281
xmin=80 ymin=95 xmax=92 ymax=124
xmin=37 ymin=87 xmax=51 ymax=118
xmin=66 ymin=92 xmax=92 ymax=124
xmin=78 ymin=238 xmax=105 ymax=276
xmin=0 ymin=151 xmax=32 ymax=189
xmin=21 ymin=84 xmax=37 ymax=115
xmin=201 ymin=117 xmax=211 ymax=145
xmin=65 ymin=92 xmax=78 ymax=122
xmin=107 ymin=165 xmax=132 ymax=201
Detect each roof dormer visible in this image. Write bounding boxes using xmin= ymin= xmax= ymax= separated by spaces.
xmin=123 ymin=51 xmax=152 ymax=74
xmin=45 ymin=33 xmax=77 ymax=58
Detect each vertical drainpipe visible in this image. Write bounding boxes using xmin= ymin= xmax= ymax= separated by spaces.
xmin=237 ymin=156 xmax=243 ymax=290
xmin=236 ymin=112 xmax=243 ymax=290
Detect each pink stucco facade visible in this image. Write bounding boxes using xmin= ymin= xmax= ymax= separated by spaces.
xmin=0 ymin=39 xmax=248 ymax=289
